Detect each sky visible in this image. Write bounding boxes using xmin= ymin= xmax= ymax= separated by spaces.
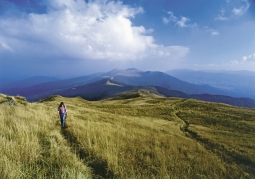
xmin=0 ymin=0 xmax=254 ymax=78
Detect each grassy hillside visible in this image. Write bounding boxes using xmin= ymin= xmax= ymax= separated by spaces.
xmin=0 ymin=92 xmax=255 ymax=178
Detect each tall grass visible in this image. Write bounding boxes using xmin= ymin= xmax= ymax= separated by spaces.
xmin=0 ymin=94 xmax=91 ymax=179
xmin=175 ymin=99 xmax=255 ymax=176
xmin=0 ymin=94 xmax=254 ymax=178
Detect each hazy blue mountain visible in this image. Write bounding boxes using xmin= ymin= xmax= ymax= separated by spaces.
xmin=166 ymin=69 xmax=255 ymax=99
xmin=0 ymin=78 xmax=16 ymax=86
xmin=0 ymin=68 xmax=151 ymax=101
xmin=0 ymin=72 xmax=105 ymax=100
xmin=110 ymin=69 xmax=233 ymax=96
xmin=155 ymin=86 xmax=255 ymax=108
xmin=32 ymin=76 xmax=253 ymax=108
xmin=189 ymin=94 xmax=255 ymax=108
xmin=0 ymin=76 xmax=60 ymax=89
xmin=1 ymin=68 xmax=254 ymax=107
xmin=154 ymin=86 xmax=188 ymax=98
xmin=56 ymin=80 xmax=255 ymax=108
xmin=57 ymin=78 xmax=161 ymax=101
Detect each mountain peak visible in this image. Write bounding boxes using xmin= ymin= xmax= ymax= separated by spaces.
xmin=126 ymin=68 xmax=139 ymax=71
xmin=116 ymin=68 xmax=142 ymax=77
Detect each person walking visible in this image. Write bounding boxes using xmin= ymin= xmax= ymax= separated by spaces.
xmin=58 ymin=102 xmax=67 ymax=127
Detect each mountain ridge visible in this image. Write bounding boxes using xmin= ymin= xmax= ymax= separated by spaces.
xmin=0 ymin=68 xmax=254 ymax=107
xmin=166 ymin=69 xmax=255 ymax=99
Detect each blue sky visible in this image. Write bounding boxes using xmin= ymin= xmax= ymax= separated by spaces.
xmin=0 ymin=0 xmax=254 ymax=78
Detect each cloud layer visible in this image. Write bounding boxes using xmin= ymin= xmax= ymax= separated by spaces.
xmin=0 ymin=0 xmax=189 ymax=63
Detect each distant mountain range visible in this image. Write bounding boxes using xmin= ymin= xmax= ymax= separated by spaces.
xmin=0 ymin=76 xmax=60 ymax=89
xmin=166 ymin=69 xmax=255 ymax=100
xmin=0 ymin=68 xmax=254 ymax=108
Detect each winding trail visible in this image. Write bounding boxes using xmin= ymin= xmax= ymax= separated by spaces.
xmin=60 ymin=127 xmax=114 ymax=179
xmin=171 ymin=102 xmax=255 ymax=176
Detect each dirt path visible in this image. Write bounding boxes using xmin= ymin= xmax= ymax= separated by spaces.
xmin=60 ymin=127 xmax=114 ymax=179
xmin=171 ymin=103 xmax=255 ymax=176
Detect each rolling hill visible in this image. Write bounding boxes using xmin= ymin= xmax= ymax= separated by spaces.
xmin=1 ymin=93 xmax=255 ymax=178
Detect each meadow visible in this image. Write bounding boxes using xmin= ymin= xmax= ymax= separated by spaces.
xmin=0 ymin=90 xmax=254 ymax=179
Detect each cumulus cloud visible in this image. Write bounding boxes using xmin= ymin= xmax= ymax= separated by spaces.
xmin=176 ymin=17 xmax=190 ymax=28
xmin=228 ymin=54 xmax=255 ymax=66
xmin=242 ymin=54 xmax=255 ymax=62
xmin=0 ymin=0 xmax=189 ymax=63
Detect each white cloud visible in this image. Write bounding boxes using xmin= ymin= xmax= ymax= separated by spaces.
xmin=163 ymin=11 xmax=195 ymax=28
xmin=0 ymin=0 xmax=189 ymax=62
xmin=227 ymin=54 xmax=255 ymax=66
xmin=204 ymin=26 xmax=220 ymax=36
xmin=162 ymin=17 xmax=169 ymax=24
xmin=215 ymin=15 xmax=228 ymax=21
xmin=230 ymin=60 xmax=239 ymax=65
xmin=215 ymin=0 xmax=250 ymax=21
xmin=211 ymin=31 xmax=219 ymax=36
xmin=0 ymin=41 xmax=14 ymax=52
xmin=215 ymin=9 xmax=228 ymax=21
xmin=151 ymin=45 xmax=189 ymax=59
xmin=191 ymin=53 xmax=255 ymax=71
xmin=176 ymin=17 xmax=190 ymax=27
xmin=232 ymin=8 xmax=242 ymax=15
xmin=162 ymin=11 xmax=177 ymax=24
xmin=192 ymin=60 xmax=255 ymax=71
xmin=242 ymin=54 xmax=255 ymax=62
xmin=227 ymin=56 xmax=255 ymax=71
xmin=232 ymin=0 xmax=250 ymax=16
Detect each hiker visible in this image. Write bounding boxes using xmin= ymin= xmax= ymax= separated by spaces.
xmin=58 ymin=102 xmax=67 ymax=127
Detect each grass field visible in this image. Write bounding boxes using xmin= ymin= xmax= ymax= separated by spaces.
xmin=0 ymin=91 xmax=255 ymax=179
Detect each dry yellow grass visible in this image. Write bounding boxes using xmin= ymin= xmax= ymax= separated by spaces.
xmin=0 ymin=93 xmax=254 ymax=178
xmin=0 ymin=94 xmax=91 ymax=179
